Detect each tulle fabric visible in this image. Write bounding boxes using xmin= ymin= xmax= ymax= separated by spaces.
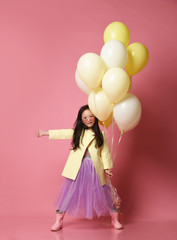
xmin=53 ymin=157 xmax=115 ymax=219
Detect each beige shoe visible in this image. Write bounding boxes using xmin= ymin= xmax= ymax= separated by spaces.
xmin=51 ymin=213 xmax=65 ymax=231
xmin=110 ymin=211 xmax=123 ymax=230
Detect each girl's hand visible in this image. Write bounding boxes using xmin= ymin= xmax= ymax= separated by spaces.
xmin=36 ymin=129 xmax=48 ymax=137
xmin=105 ymin=169 xmax=113 ymax=178
xmin=36 ymin=129 xmax=43 ymax=137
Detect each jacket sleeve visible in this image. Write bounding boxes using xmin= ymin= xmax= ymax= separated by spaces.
xmin=100 ymin=132 xmax=113 ymax=170
xmin=49 ymin=129 xmax=74 ymax=140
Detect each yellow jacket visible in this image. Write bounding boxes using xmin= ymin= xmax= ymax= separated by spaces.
xmin=49 ymin=129 xmax=113 ymax=186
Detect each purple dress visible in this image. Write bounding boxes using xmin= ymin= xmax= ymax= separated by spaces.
xmin=54 ymin=150 xmax=119 ymax=219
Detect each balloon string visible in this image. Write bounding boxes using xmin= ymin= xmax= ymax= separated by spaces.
xmin=108 ymin=118 xmax=123 ymax=210
xmin=111 ymin=114 xmax=114 ymax=155
xmin=103 ymin=122 xmax=108 ymax=142
xmin=113 ymin=130 xmax=123 ymax=162
xmin=107 ymin=125 xmax=122 ymax=210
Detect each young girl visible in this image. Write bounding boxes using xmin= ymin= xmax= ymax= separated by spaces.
xmin=36 ymin=105 xmax=123 ymax=230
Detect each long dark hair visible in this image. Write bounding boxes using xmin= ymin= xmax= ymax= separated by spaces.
xmin=72 ymin=105 xmax=103 ymax=150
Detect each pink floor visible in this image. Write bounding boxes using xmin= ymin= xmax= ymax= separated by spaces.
xmin=1 ymin=215 xmax=177 ymax=240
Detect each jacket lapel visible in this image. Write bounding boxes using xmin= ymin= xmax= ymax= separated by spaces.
xmin=80 ymin=129 xmax=95 ymax=149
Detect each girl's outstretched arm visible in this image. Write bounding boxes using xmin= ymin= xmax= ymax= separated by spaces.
xmin=36 ymin=129 xmax=49 ymax=137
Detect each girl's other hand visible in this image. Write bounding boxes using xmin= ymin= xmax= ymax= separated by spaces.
xmin=105 ymin=169 xmax=113 ymax=178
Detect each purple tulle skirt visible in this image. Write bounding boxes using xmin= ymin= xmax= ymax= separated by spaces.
xmin=53 ymin=157 xmax=115 ymax=219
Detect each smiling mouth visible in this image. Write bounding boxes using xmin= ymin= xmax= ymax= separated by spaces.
xmin=87 ymin=122 xmax=93 ymax=125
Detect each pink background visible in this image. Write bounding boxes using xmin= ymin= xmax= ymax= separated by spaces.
xmin=0 ymin=0 xmax=177 ymax=223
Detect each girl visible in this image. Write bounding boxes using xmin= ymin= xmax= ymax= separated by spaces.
xmin=36 ymin=105 xmax=123 ymax=230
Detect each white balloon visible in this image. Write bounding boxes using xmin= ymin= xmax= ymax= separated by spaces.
xmin=113 ymin=94 xmax=142 ymax=132
xmin=75 ymin=70 xmax=91 ymax=95
xmin=100 ymin=40 xmax=128 ymax=69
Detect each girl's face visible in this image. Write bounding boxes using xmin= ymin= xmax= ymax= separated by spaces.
xmin=82 ymin=109 xmax=95 ymax=128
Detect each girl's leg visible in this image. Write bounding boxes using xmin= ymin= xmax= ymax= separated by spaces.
xmin=110 ymin=209 xmax=123 ymax=230
xmin=51 ymin=210 xmax=65 ymax=231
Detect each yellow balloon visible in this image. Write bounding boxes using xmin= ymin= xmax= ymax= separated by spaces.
xmin=128 ymin=77 xmax=132 ymax=92
xmin=104 ymin=22 xmax=130 ymax=47
xmin=99 ymin=112 xmax=113 ymax=128
xmin=126 ymin=42 xmax=149 ymax=76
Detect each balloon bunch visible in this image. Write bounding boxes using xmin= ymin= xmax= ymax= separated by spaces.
xmin=76 ymin=21 xmax=149 ymax=133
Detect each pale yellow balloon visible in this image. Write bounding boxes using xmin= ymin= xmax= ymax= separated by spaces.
xmin=77 ymin=53 xmax=107 ymax=90
xmin=104 ymin=22 xmax=130 ymax=47
xmin=88 ymin=88 xmax=113 ymax=121
xmin=102 ymin=68 xmax=131 ymax=104
xmin=75 ymin=70 xmax=91 ymax=95
xmin=126 ymin=42 xmax=149 ymax=76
